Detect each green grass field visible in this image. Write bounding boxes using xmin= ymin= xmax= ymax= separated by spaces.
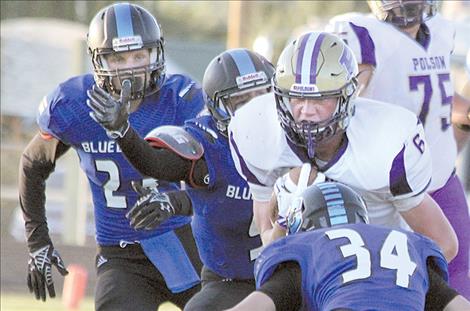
xmin=0 ymin=293 xmax=180 ymax=311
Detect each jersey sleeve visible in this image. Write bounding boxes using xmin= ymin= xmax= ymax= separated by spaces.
xmin=36 ymin=90 xmax=71 ymax=143
xmin=175 ymin=77 xmax=205 ymax=122
xmin=228 ymin=129 xmax=281 ymax=202
xmin=390 ymin=121 xmax=432 ymax=211
xmin=328 ymin=14 xmax=376 ymax=66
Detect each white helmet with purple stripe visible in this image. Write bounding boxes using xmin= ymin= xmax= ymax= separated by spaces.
xmin=274 ymin=31 xmax=358 ymax=157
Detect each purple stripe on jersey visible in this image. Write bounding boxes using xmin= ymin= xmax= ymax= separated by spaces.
xmin=286 ymin=138 xmax=310 ymax=163
xmin=349 ymin=22 xmax=376 ymax=67
xmin=389 ymin=145 xmax=413 ymax=196
xmin=320 ymin=134 xmax=349 ymax=172
xmin=430 ymin=173 xmax=470 ymax=296
xmin=295 ymin=33 xmax=310 ymax=84
xmin=229 ymin=131 xmax=263 ymax=186
xmin=310 ymin=33 xmax=326 ymax=84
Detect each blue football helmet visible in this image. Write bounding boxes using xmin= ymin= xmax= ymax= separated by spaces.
xmin=202 ymin=48 xmax=275 ymax=135
xmin=287 ymin=182 xmax=369 ymax=235
xmin=87 ymin=3 xmax=165 ymax=100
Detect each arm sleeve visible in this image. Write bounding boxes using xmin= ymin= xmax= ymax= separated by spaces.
xmin=19 ymin=133 xmax=70 ymax=252
xmin=327 ymin=16 xmax=376 ymax=66
xmin=117 ymin=126 xmax=208 ymax=185
xmin=424 ymin=258 xmax=459 ymax=311
xmin=391 ymin=121 xmax=432 ymax=211
xmin=257 ymin=261 xmax=302 ymax=311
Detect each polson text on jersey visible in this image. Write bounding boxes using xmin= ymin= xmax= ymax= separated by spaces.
xmin=412 ymin=56 xmax=446 ymax=71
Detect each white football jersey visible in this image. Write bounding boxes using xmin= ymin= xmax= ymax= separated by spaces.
xmin=329 ymin=13 xmax=456 ymax=192
xmin=229 ymin=93 xmax=432 ymax=229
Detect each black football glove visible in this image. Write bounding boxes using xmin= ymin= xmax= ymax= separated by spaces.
xmin=86 ymin=80 xmax=132 ymax=138
xmin=127 ymin=181 xmax=176 ymax=230
xmin=27 ymin=244 xmax=69 ymax=301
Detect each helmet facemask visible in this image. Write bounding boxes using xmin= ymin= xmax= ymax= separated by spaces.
xmin=275 ymin=77 xmax=357 ymax=159
xmin=91 ymin=43 xmax=165 ymax=101
xmin=209 ymin=84 xmax=271 ymax=136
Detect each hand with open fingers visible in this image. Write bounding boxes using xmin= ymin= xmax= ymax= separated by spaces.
xmin=127 ymin=181 xmax=176 ymax=230
xmin=27 ymin=244 xmax=69 ymax=301
xmin=86 ymin=80 xmax=132 ymax=138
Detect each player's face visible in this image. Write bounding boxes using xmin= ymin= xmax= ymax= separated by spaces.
xmin=227 ymin=88 xmax=269 ymax=114
xmin=103 ymin=49 xmax=151 ymax=95
xmin=290 ymin=97 xmax=337 ymax=123
xmin=105 ymin=49 xmax=151 ymax=70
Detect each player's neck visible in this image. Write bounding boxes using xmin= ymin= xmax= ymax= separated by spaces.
xmin=400 ymin=23 xmax=420 ymax=40
xmin=315 ymin=133 xmax=345 ymax=163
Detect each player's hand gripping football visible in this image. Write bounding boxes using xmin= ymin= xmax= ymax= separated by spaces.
xmin=127 ymin=181 xmax=176 ymax=230
xmin=87 ymin=80 xmax=132 ymax=138
xmin=27 ymin=244 xmax=69 ymax=301
xmin=274 ymin=163 xmax=316 ymax=228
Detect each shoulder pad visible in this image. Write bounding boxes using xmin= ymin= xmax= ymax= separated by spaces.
xmin=145 ymin=125 xmax=204 ymax=160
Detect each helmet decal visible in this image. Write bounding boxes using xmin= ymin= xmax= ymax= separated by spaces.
xmin=318 ymin=182 xmax=348 ymax=226
xmin=339 ymin=46 xmax=356 ymax=81
xmin=114 ymin=3 xmax=134 ymax=38
xmin=229 ymin=49 xmax=258 ymax=76
xmin=295 ymin=32 xmax=326 ymax=85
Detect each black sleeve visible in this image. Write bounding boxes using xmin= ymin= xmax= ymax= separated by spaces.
xmin=424 ymin=258 xmax=459 ymax=311
xmin=258 ymin=261 xmax=302 ymax=311
xmin=19 ymin=133 xmax=70 ymax=252
xmin=117 ymin=126 xmax=208 ymax=186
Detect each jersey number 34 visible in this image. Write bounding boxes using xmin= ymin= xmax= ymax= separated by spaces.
xmin=325 ymin=228 xmax=417 ymax=288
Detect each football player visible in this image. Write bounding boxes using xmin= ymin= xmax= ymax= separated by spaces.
xmin=328 ymin=0 xmax=470 ymax=296
xmin=228 ymin=31 xmax=458 ymax=262
xmin=88 ymin=48 xmax=274 ymax=310
xmin=19 ymin=3 xmax=204 ymax=310
xmin=227 ymin=182 xmax=470 ymax=311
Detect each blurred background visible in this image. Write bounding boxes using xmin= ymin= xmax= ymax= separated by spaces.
xmin=1 ymin=1 xmax=469 ymax=310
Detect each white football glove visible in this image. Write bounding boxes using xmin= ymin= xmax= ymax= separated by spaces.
xmin=274 ymin=163 xmax=314 ymax=228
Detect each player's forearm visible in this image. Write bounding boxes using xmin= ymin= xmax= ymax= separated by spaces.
xmin=401 ymin=195 xmax=458 ymax=262
xmin=19 ymin=134 xmax=69 ymax=251
xmin=260 ymin=226 xmax=287 ymax=246
xmin=443 ymin=295 xmax=470 ymax=311
xmin=356 ymin=63 xmax=374 ymax=95
xmin=451 ymin=92 xmax=470 ymax=126
xmin=117 ymin=126 xmax=192 ymax=182
xmin=453 ymin=124 xmax=470 ymax=153
xmin=225 ymin=291 xmax=275 ymax=311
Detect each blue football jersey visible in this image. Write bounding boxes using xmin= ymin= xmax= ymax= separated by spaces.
xmin=255 ymin=223 xmax=448 ymax=311
xmin=184 ymin=116 xmax=262 ymax=279
xmin=37 ymin=74 xmax=204 ymax=246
